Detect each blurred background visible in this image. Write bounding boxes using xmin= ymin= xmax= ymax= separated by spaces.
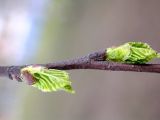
xmin=0 ymin=0 xmax=160 ymax=120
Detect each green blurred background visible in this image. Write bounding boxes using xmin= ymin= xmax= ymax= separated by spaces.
xmin=0 ymin=0 xmax=160 ymax=120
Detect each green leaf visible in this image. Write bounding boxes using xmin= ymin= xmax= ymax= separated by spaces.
xmin=21 ymin=66 xmax=75 ymax=93
xmin=106 ymin=42 xmax=160 ymax=64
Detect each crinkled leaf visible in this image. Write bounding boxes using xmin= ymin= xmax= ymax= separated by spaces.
xmin=21 ymin=66 xmax=75 ymax=93
xmin=106 ymin=42 xmax=160 ymax=64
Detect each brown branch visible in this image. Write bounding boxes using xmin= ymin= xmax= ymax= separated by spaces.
xmin=1 ymin=49 xmax=160 ymax=82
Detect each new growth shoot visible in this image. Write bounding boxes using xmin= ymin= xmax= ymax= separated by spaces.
xmin=4 ymin=42 xmax=160 ymax=93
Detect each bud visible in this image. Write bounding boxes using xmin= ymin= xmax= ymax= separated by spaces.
xmin=106 ymin=42 xmax=160 ymax=64
xmin=21 ymin=66 xmax=75 ymax=93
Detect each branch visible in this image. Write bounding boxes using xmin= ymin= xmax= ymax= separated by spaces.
xmin=0 ymin=49 xmax=160 ymax=82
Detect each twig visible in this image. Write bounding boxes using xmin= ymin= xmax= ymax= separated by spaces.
xmin=1 ymin=49 xmax=160 ymax=82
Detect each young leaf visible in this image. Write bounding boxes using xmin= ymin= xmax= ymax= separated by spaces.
xmin=106 ymin=42 xmax=160 ymax=64
xmin=20 ymin=66 xmax=75 ymax=93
